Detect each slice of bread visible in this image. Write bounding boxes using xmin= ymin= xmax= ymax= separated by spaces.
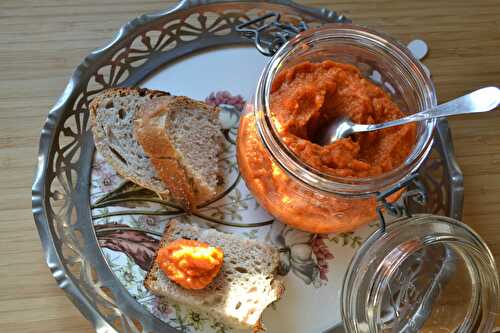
xmin=144 ymin=221 xmax=284 ymax=331
xmin=134 ymin=96 xmax=224 ymax=211
xmin=90 ymin=87 xmax=171 ymax=197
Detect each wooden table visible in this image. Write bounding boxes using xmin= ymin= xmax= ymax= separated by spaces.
xmin=1 ymin=0 xmax=498 ymax=332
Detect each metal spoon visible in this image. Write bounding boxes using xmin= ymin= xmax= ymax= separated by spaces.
xmin=318 ymin=86 xmax=500 ymax=145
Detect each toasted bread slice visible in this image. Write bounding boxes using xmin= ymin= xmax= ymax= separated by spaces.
xmin=90 ymin=87 xmax=170 ymax=197
xmin=144 ymin=221 xmax=284 ymax=331
xmin=134 ymin=96 xmax=224 ymax=211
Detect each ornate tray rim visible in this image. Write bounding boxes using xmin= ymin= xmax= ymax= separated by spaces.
xmin=31 ymin=1 xmax=464 ymax=332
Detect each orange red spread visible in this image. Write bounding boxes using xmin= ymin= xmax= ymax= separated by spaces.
xmin=157 ymin=239 xmax=223 ymax=290
xmin=270 ymin=60 xmax=416 ymax=177
xmin=237 ymin=60 xmax=415 ymax=233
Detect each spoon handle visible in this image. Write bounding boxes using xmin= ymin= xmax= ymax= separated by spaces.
xmin=361 ymin=86 xmax=500 ymax=132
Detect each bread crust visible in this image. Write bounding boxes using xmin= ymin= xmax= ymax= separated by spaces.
xmin=134 ymin=98 xmax=193 ymax=210
xmin=143 ymin=220 xmax=177 ymax=291
xmin=89 ymin=87 xmax=171 ymax=198
xmin=134 ymin=96 xmax=221 ymax=211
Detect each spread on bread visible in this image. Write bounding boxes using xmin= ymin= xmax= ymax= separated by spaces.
xmin=144 ymin=221 xmax=284 ymax=331
xmin=157 ymin=239 xmax=223 ymax=290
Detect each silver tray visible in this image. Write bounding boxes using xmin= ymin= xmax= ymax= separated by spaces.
xmin=32 ymin=1 xmax=464 ymax=332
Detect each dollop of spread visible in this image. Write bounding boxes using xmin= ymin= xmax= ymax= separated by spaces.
xmin=270 ymin=60 xmax=416 ymax=177
xmin=157 ymin=239 xmax=223 ymax=290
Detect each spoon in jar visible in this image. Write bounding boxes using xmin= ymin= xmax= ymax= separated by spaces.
xmin=317 ymin=86 xmax=500 ymax=146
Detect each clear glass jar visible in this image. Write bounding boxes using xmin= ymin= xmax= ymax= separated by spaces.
xmin=342 ymin=214 xmax=500 ymax=332
xmin=237 ymin=24 xmax=437 ymax=233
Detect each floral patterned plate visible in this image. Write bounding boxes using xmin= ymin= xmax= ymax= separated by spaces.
xmin=90 ymin=45 xmax=379 ymax=333
xmin=90 ymin=39 xmax=452 ymax=332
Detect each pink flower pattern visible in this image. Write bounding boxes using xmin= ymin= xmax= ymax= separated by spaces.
xmin=137 ymin=215 xmax=161 ymax=227
xmin=311 ymin=235 xmax=334 ymax=281
xmin=268 ymin=223 xmax=336 ymax=287
xmin=205 ymin=91 xmax=245 ymax=112
xmin=98 ymin=171 xmax=120 ymax=192
xmin=91 ymin=153 xmax=122 ymax=196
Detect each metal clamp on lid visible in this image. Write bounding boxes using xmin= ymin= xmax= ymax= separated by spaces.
xmin=236 ymin=12 xmax=349 ymax=56
xmin=236 ymin=12 xmax=309 ymax=56
xmin=375 ymin=173 xmax=427 ymax=233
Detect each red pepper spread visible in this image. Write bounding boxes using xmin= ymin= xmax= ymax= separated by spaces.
xmin=270 ymin=60 xmax=416 ymax=177
xmin=157 ymin=239 xmax=224 ymax=290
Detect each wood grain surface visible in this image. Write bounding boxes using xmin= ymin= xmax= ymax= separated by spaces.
xmin=0 ymin=0 xmax=499 ymax=332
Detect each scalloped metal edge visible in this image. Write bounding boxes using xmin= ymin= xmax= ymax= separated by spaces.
xmin=31 ymin=1 xmax=352 ymax=332
xmin=31 ymin=1 xmax=464 ymax=332
xmin=31 ymin=1 xmax=191 ymax=330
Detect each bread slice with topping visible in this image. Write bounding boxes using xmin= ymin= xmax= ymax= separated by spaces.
xmin=134 ymin=96 xmax=224 ymax=211
xmin=90 ymin=87 xmax=171 ymax=197
xmin=144 ymin=221 xmax=284 ymax=331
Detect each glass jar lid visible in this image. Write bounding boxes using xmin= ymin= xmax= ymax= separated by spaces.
xmin=342 ymin=214 xmax=499 ymax=333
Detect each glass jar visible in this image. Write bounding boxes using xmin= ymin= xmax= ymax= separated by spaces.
xmin=236 ymin=24 xmax=436 ymax=233
xmin=342 ymin=214 xmax=499 ymax=332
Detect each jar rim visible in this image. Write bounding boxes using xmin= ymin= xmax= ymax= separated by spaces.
xmin=254 ymin=24 xmax=437 ymax=195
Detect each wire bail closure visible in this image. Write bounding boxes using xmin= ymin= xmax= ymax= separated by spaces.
xmin=236 ymin=12 xmax=309 ymax=56
xmin=237 ymin=11 xmax=350 ymax=56
xmin=376 ymin=173 xmax=427 ymax=233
